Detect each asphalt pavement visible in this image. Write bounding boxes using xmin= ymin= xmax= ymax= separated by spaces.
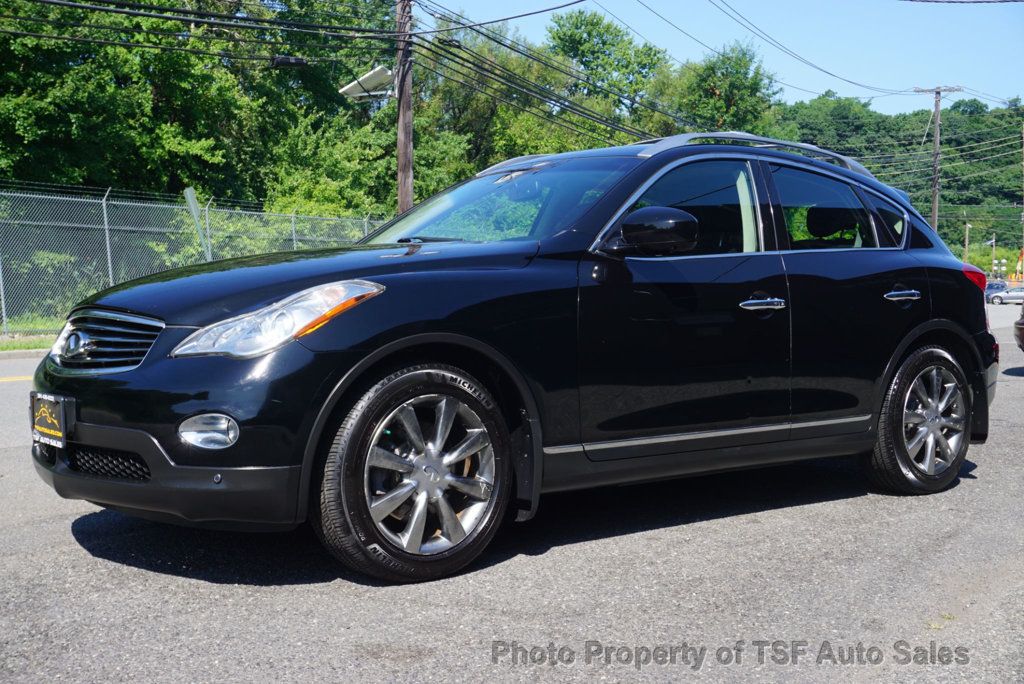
xmin=1 ymin=307 xmax=1022 ymax=682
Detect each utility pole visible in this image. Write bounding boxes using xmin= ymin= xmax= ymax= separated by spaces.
xmin=913 ymin=86 xmax=962 ymax=228
xmin=395 ymin=0 xmax=414 ymax=214
xmin=992 ymin=234 xmax=997 ymax=277
xmin=963 ymin=214 xmax=970 ymax=261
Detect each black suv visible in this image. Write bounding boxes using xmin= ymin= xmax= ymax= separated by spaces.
xmin=32 ymin=132 xmax=998 ymax=582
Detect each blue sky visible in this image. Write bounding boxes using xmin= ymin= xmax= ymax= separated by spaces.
xmin=417 ymin=0 xmax=1024 ymax=115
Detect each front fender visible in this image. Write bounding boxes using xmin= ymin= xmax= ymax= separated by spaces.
xmin=294 ymin=332 xmax=546 ymax=523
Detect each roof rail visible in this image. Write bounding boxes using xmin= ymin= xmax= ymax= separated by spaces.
xmin=475 ymin=154 xmax=550 ymax=176
xmin=638 ymin=131 xmax=875 ymax=179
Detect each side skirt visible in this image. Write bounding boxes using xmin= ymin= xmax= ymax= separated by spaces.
xmin=541 ymin=431 xmax=877 ymax=494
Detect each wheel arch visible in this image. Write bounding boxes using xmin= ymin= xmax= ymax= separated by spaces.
xmin=296 ymin=333 xmax=544 ymax=524
xmin=874 ymin=319 xmax=986 ymax=440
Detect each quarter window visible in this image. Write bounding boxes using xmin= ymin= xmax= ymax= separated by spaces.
xmin=627 ymin=160 xmax=760 ymax=255
xmin=768 ymin=164 xmax=877 ymax=250
xmin=862 ymin=192 xmax=906 ymax=247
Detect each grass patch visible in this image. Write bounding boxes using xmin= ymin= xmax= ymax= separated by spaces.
xmin=4 ymin=314 xmax=66 ymax=335
xmin=0 ymin=335 xmax=53 ymax=352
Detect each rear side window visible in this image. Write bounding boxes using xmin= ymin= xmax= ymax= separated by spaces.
xmin=768 ymin=164 xmax=877 ymax=250
xmin=628 ymin=160 xmax=760 ymax=255
xmin=862 ymin=192 xmax=907 ymax=247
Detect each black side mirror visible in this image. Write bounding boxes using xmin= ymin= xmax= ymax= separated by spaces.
xmin=618 ymin=206 xmax=700 ymax=255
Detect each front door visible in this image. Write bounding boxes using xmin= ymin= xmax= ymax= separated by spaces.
xmin=578 ymin=158 xmax=791 ymax=460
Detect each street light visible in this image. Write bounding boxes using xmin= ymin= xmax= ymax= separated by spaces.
xmin=339 ymin=65 xmax=394 ymax=101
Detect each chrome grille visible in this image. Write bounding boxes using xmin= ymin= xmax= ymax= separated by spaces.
xmin=55 ymin=308 xmax=164 ymax=373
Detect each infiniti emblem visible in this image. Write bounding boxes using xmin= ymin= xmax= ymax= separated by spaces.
xmin=421 ymin=465 xmax=440 ymax=483
xmin=62 ymin=331 xmax=94 ymax=359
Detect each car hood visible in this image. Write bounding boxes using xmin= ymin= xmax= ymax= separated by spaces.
xmin=77 ymin=240 xmax=540 ymax=326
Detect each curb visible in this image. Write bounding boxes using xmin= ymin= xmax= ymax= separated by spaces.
xmin=0 ymin=349 xmax=48 ymax=361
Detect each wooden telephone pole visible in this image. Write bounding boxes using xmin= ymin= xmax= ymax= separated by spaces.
xmin=963 ymin=212 xmax=970 ymax=261
xmin=395 ymin=0 xmax=414 ymax=214
xmin=914 ymin=86 xmax=962 ymax=228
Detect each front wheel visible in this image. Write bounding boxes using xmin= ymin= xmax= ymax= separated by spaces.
xmin=312 ymin=364 xmax=511 ymax=582
xmin=991 ymin=296 xmax=1003 ymax=305
xmin=864 ymin=346 xmax=971 ymax=494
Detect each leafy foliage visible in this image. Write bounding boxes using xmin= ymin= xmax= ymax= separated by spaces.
xmin=0 ymin=4 xmax=1020 ymax=267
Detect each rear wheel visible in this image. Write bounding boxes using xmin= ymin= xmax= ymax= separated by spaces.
xmin=312 ymin=364 xmax=510 ymax=582
xmin=864 ymin=346 xmax=971 ymax=494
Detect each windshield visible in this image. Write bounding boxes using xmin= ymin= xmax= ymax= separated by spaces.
xmin=364 ymin=156 xmax=639 ymax=244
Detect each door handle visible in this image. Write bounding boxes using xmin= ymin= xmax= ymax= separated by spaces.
xmin=739 ymin=297 xmax=787 ymax=311
xmin=884 ymin=289 xmax=921 ymax=302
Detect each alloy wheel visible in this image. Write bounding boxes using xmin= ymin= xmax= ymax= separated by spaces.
xmin=363 ymin=394 xmax=495 ymax=555
xmin=901 ymin=365 xmax=966 ymax=476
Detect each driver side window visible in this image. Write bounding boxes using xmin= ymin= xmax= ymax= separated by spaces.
xmin=628 ymin=160 xmax=761 ymax=255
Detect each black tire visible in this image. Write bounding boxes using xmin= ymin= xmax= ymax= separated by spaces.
xmin=991 ymin=296 xmax=1003 ymax=305
xmin=864 ymin=346 xmax=971 ymax=494
xmin=311 ymin=363 xmax=511 ymax=582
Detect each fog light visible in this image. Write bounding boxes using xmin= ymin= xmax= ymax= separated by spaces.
xmin=179 ymin=413 xmax=239 ymax=449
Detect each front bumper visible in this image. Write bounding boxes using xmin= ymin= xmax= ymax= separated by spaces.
xmin=32 ymin=328 xmax=364 ymax=527
xmin=32 ymin=421 xmax=301 ymax=530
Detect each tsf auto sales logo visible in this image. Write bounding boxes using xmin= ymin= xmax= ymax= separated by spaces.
xmin=491 ymin=639 xmax=970 ymax=672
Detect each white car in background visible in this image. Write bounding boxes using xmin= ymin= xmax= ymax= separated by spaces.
xmin=989 ymin=286 xmax=1024 ymax=305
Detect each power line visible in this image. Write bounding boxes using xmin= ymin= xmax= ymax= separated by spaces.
xmin=0 ymin=26 xmax=271 ymax=60
xmin=893 ymin=162 xmax=1020 ymax=191
xmin=626 ymin=0 xmax=825 ymax=97
xmin=415 ymin=39 xmax=643 ymax=139
xmin=946 ymin=162 xmax=1022 ymax=181
xmin=1 ymin=12 xmax=389 ymax=56
xmin=701 ymin=0 xmax=912 ymax=95
xmin=36 ymin=0 xmax=587 ymax=38
xmin=589 ymin=0 xmax=819 ymax=96
xmin=858 ymin=132 xmax=1020 ymax=159
xmin=865 ymin=135 xmax=1020 ymax=164
xmin=868 ymin=137 xmax=1020 ymax=169
xmin=875 ymin=147 xmax=1021 ymax=178
xmin=415 ymin=50 xmax=619 ymax=146
xmin=417 ymin=0 xmax=707 ymax=128
xmin=428 ymin=37 xmax=653 ymax=137
xmin=21 ymin=0 xmax=391 ymax=41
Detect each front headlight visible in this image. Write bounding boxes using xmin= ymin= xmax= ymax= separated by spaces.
xmin=171 ymin=279 xmax=384 ymax=359
xmin=50 ymin=322 xmax=71 ymax=358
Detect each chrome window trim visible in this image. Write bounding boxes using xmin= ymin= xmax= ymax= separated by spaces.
xmin=542 ymin=414 xmax=873 ymax=455
xmin=590 ymin=152 xmax=911 ymax=255
xmin=589 ymin=153 xmax=766 ymax=256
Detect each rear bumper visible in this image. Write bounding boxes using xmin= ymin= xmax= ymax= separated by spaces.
xmin=32 ymin=422 xmax=301 ymax=530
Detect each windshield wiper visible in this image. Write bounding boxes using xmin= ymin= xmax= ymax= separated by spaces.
xmin=396 ymin=236 xmax=466 ymax=243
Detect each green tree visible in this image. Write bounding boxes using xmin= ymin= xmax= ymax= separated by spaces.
xmin=547 ymin=10 xmax=667 ymax=113
xmin=671 ymin=43 xmax=779 ymax=132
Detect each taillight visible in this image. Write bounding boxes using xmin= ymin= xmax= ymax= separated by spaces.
xmin=962 ymin=263 xmax=986 ymax=292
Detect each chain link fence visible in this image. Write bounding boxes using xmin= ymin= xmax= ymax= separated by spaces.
xmin=0 ymin=183 xmax=387 ymax=335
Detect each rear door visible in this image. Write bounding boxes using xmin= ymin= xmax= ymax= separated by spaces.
xmin=762 ymin=161 xmax=930 ymax=437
